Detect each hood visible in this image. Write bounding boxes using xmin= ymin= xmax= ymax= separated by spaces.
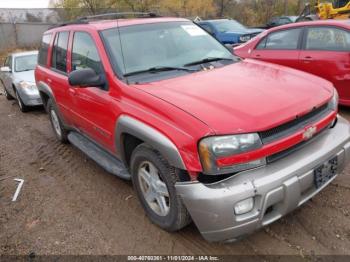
xmin=13 ymin=70 xmax=35 ymax=84
xmin=134 ymin=59 xmax=333 ymax=135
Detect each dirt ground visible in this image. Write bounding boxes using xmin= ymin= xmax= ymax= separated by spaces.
xmin=1 ymin=88 xmax=350 ymax=256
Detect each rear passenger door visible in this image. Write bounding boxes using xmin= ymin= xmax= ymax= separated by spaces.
xmin=49 ymin=31 xmax=74 ymax=124
xmin=251 ymin=27 xmax=303 ymax=69
xmin=69 ymin=31 xmax=115 ymax=151
xmin=299 ymin=26 xmax=350 ymax=104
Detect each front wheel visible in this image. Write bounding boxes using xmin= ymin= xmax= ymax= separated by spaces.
xmin=130 ymin=144 xmax=191 ymax=231
xmin=15 ymin=89 xmax=29 ymax=112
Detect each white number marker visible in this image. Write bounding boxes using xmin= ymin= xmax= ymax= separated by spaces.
xmin=12 ymin=179 xmax=24 ymax=202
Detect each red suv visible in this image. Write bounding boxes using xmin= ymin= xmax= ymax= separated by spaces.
xmin=35 ymin=13 xmax=350 ymax=242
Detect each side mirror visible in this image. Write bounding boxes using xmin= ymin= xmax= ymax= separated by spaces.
xmin=0 ymin=66 xmax=11 ymax=72
xmin=68 ymin=68 xmax=105 ymax=88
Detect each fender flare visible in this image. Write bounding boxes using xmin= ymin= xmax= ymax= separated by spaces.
xmin=37 ymin=81 xmax=69 ymax=128
xmin=37 ymin=80 xmax=55 ymax=104
xmin=115 ymin=115 xmax=186 ymax=170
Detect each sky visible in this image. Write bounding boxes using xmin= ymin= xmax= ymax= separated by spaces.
xmin=0 ymin=0 xmax=50 ymax=8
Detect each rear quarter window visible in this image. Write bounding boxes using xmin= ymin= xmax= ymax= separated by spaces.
xmin=38 ymin=33 xmax=52 ymax=66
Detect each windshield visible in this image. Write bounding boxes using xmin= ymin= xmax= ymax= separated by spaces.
xmin=211 ymin=20 xmax=247 ymax=33
xmin=101 ymin=21 xmax=234 ymax=77
xmin=15 ymin=54 xmax=37 ymax=72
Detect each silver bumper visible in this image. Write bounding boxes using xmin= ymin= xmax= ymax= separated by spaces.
xmin=17 ymin=88 xmax=42 ymax=106
xmin=176 ymin=116 xmax=350 ymax=242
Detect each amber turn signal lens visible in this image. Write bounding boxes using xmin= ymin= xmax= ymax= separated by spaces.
xmin=199 ymin=142 xmax=212 ymax=172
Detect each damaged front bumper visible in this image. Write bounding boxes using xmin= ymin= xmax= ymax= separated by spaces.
xmin=176 ymin=116 xmax=350 ymax=242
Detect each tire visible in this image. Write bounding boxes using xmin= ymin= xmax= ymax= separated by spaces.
xmin=47 ymin=99 xmax=68 ymax=143
xmin=2 ymin=84 xmax=13 ymax=100
xmin=15 ymin=89 xmax=29 ymax=112
xmin=130 ymin=144 xmax=191 ymax=231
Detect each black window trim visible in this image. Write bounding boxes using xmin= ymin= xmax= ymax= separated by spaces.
xmin=255 ymin=26 xmax=305 ymax=51
xmin=301 ymin=25 xmax=350 ymax=52
xmin=72 ymin=30 xmax=109 ymax=91
xmin=50 ymin=31 xmax=70 ymax=76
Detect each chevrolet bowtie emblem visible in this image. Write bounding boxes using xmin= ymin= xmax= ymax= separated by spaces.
xmin=303 ymin=126 xmax=317 ymax=140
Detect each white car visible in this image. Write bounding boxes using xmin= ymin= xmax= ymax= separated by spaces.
xmin=0 ymin=51 xmax=42 ymax=112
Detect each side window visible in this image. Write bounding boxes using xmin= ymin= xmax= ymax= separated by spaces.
xmin=7 ymin=56 xmax=12 ymax=69
xmin=305 ymin=27 xmax=350 ymax=51
xmin=4 ymin=56 xmax=9 ymax=67
xmin=200 ymin=24 xmax=214 ymax=35
xmin=71 ymin=32 xmax=103 ymax=75
xmin=262 ymin=28 xmax=302 ymax=50
xmin=256 ymin=37 xmax=267 ymax=49
xmin=38 ymin=33 xmax=52 ymax=66
xmin=51 ymin=31 xmax=69 ymax=72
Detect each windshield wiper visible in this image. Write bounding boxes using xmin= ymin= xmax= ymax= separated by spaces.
xmin=184 ymin=57 xmax=234 ymax=67
xmin=124 ymin=66 xmax=198 ymax=77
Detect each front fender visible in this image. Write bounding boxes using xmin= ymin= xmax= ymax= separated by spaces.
xmin=115 ymin=115 xmax=186 ymax=170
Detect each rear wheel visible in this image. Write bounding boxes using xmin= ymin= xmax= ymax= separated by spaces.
xmin=15 ymin=89 xmax=29 ymax=112
xmin=130 ymin=144 xmax=191 ymax=231
xmin=47 ymin=99 xmax=68 ymax=143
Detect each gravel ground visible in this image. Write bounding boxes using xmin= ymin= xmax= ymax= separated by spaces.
xmin=1 ymin=88 xmax=350 ymax=256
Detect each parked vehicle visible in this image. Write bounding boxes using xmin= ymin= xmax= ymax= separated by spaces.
xmin=266 ymin=16 xmax=298 ymax=28
xmin=0 ymin=51 xmax=42 ymax=112
xmin=35 ymin=13 xmax=350 ymax=242
xmin=234 ymin=20 xmax=350 ymax=106
xmin=197 ymin=19 xmax=264 ymax=45
xmin=297 ymin=0 xmax=350 ymax=21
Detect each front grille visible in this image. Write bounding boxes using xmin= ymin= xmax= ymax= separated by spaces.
xmin=259 ymin=103 xmax=331 ymax=144
xmin=266 ymin=123 xmax=331 ymax=163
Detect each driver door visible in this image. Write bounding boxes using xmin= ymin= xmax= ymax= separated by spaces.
xmin=69 ymin=31 xmax=116 ymax=152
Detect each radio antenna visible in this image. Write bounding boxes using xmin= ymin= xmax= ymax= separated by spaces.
xmin=116 ymin=16 xmax=128 ymax=83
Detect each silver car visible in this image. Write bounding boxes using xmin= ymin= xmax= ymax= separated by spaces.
xmin=0 ymin=51 xmax=42 ymax=112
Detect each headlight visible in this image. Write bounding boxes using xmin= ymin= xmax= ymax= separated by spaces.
xmin=199 ymin=133 xmax=265 ymax=175
xmin=329 ymin=89 xmax=339 ymax=111
xmin=19 ymin=81 xmax=37 ymax=91
xmin=239 ymin=35 xmax=251 ymax=42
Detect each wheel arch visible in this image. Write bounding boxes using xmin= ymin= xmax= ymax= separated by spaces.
xmin=115 ymin=115 xmax=186 ymax=170
xmin=36 ymin=80 xmax=55 ymax=111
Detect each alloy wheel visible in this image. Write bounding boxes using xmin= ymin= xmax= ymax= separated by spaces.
xmin=50 ymin=109 xmax=62 ymax=138
xmin=138 ymin=161 xmax=170 ymax=217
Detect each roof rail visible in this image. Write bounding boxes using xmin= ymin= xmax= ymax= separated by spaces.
xmin=77 ymin=12 xmax=161 ymax=22
xmin=50 ymin=12 xmax=161 ymax=29
xmin=50 ymin=20 xmax=89 ymax=29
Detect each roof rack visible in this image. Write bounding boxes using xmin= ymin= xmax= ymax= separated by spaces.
xmin=51 ymin=12 xmax=161 ymax=29
xmin=77 ymin=12 xmax=161 ymax=22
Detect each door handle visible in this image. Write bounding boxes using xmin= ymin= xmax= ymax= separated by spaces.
xmin=255 ymin=54 xmax=261 ymax=58
xmin=69 ymin=88 xmax=76 ymax=95
xmin=302 ymin=56 xmax=313 ymax=61
xmin=47 ymin=78 xmax=52 ymax=84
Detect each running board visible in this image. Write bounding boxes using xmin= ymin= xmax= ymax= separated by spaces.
xmin=68 ymin=132 xmax=131 ymax=180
